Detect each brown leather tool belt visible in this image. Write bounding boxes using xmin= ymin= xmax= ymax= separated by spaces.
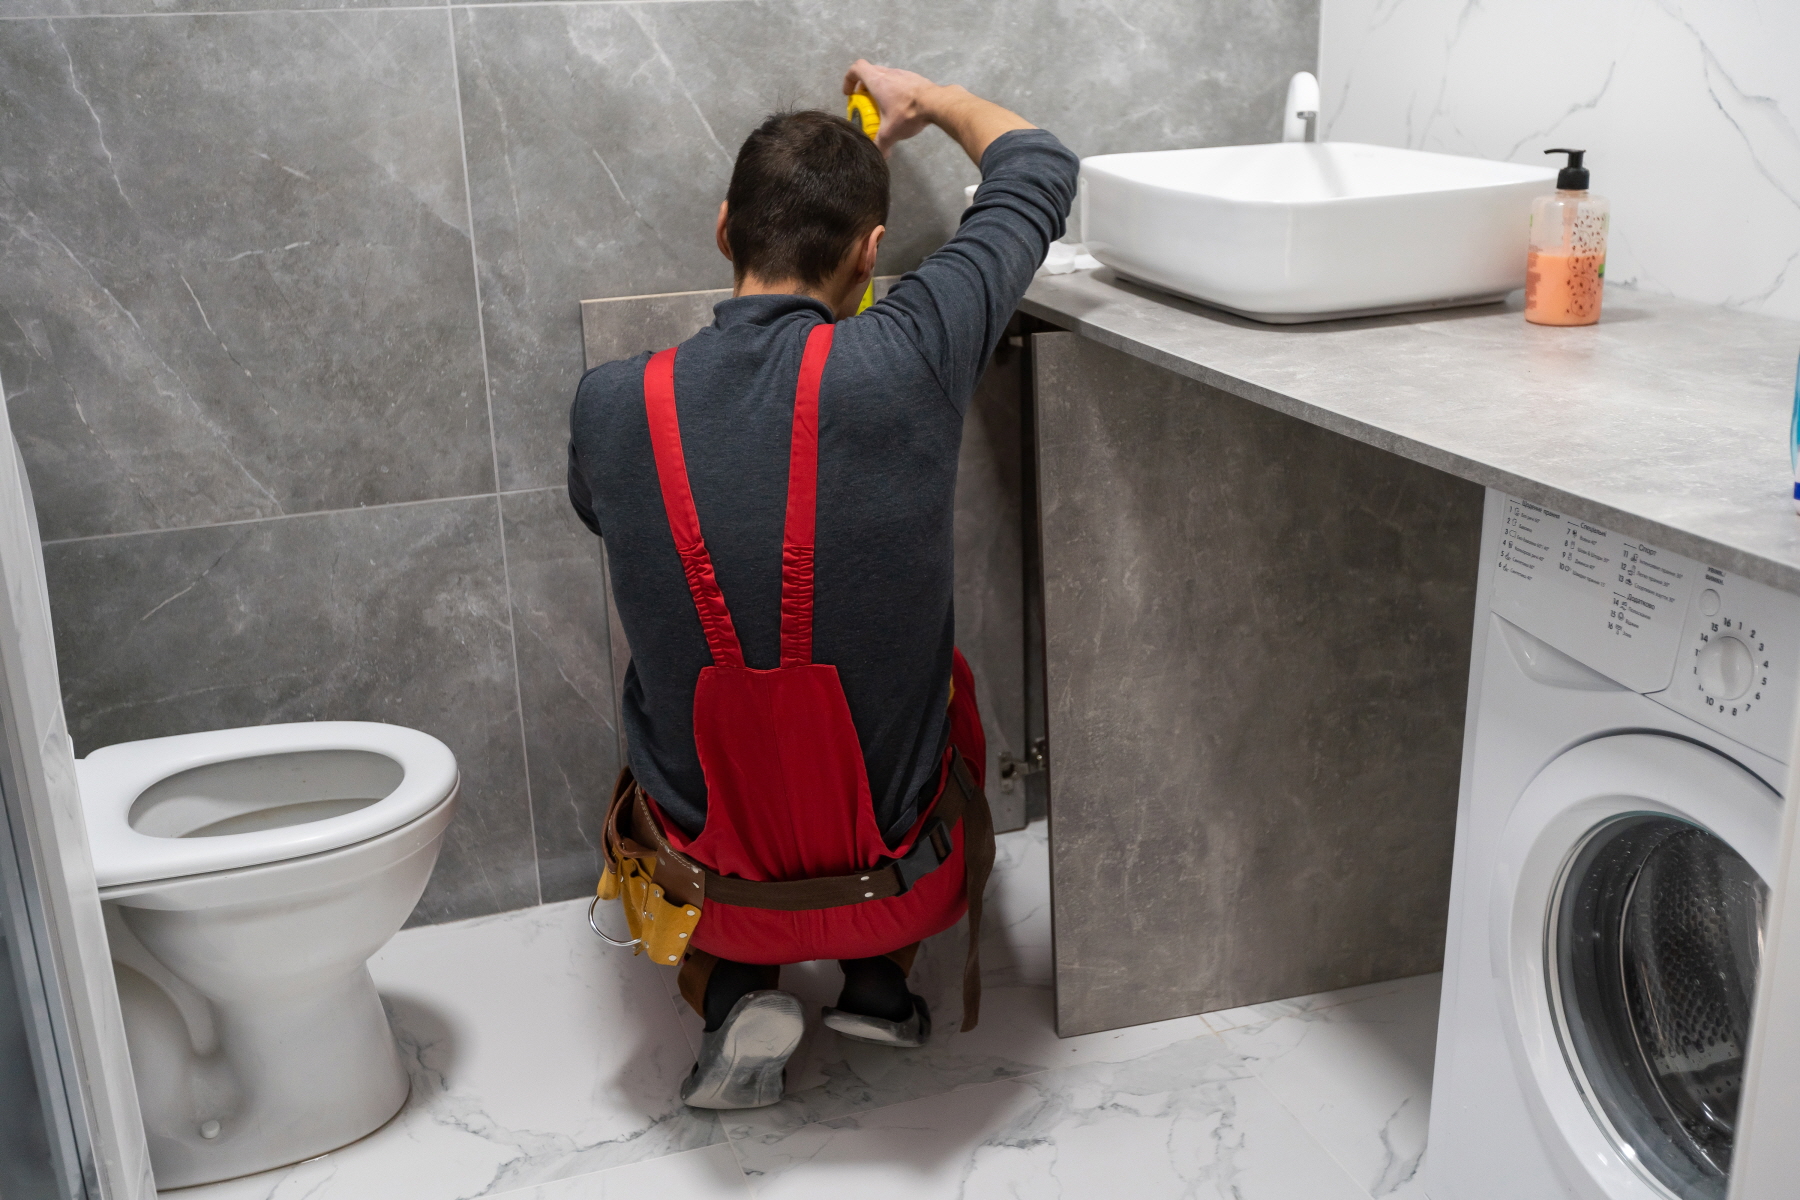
xmin=602 ymin=751 xmax=997 ymax=1029
xmin=613 ymin=752 xmax=982 ymax=912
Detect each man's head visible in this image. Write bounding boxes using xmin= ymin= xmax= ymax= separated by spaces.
xmin=718 ymin=110 xmax=888 ymax=310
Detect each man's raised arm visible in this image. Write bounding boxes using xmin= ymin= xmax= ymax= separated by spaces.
xmin=842 ymin=60 xmax=1036 ymax=164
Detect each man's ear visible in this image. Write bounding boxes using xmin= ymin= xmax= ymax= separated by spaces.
xmin=715 ymin=200 xmax=733 ymax=263
xmin=859 ymin=224 xmax=885 ymax=279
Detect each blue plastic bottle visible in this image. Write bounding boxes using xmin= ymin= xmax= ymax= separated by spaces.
xmin=1793 ymin=351 xmax=1800 ymax=513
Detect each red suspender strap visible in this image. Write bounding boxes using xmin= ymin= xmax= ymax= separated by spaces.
xmin=780 ymin=323 xmax=833 ymax=667
xmin=643 ymin=347 xmax=745 ymax=668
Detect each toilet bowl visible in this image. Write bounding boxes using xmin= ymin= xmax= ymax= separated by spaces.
xmin=81 ymin=720 xmax=458 ymax=1188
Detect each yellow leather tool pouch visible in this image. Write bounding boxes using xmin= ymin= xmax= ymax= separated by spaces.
xmin=608 ymin=854 xmax=700 ymax=965
xmin=590 ymin=770 xmax=702 ymax=965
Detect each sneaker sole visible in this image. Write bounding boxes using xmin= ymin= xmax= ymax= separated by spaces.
xmin=820 ymin=999 xmax=930 ymax=1048
xmin=680 ymin=991 xmax=806 ymax=1110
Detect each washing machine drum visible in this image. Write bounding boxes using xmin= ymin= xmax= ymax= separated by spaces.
xmin=1555 ymin=814 xmax=1767 ymax=1200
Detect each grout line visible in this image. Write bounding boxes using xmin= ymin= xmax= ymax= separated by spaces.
xmin=493 ymin=493 xmax=542 ymax=905
xmin=717 ymin=1123 xmax=758 ymax=1193
xmin=1233 ymin=1066 xmax=1381 ymax=1200
xmin=446 ymin=3 xmax=543 ymax=907
xmin=39 ymin=490 xmax=507 ymax=546
xmin=40 ymin=485 xmax=563 ymax=547
xmin=0 ymin=0 xmax=748 ymax=20
xmin=584 ymin=285 xmax=734 ymax=305
xmin=580 ymin=273 xmax=901 ymax=309
xmin=445 ymin=2 xmax=501 ymax=502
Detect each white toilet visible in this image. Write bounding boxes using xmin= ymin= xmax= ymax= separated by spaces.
xmin=81 ymin=720 xmax=458 ymax=1188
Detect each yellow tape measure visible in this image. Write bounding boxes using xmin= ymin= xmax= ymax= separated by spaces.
xmin=846 ymin=91 xmax=881 ymax=141
xmin=847 ymin=91 xmax=880 ymax=314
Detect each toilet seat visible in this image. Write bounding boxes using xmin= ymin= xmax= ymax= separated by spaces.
xmin=81 ymin=721 xmax=459 ymax=889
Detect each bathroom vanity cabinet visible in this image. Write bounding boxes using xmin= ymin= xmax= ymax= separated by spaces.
xmin=1021 ymin=269 xmax=1800 ymax=1036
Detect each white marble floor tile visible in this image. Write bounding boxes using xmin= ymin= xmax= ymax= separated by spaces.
xmin=157 ymin=818 xmax=1443 ymax=1200
xmin=733 ymin=1036 xmax=1368 ymax=1200
xmin=708 ymin=975 xmax=1220 ymax=1144
xmin=169 ymin=901 xmax=720 ymax=1200
xmin=665 ymin=821 xmax=1214 ymax=1140
xmin=487 ymin=1144 xmax=751 ymax=1200
xmin=1216 ymin=973 xmax=1442 ymax=1200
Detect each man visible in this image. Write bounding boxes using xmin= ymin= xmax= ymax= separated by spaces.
xmin=568 ymin=60 xmax=1077 ymax=1109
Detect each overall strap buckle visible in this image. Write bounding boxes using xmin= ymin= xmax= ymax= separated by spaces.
xmin=888 ymin=817 xmax=955 ymax=895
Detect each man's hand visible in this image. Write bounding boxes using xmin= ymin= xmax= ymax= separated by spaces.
xmin=842 ymin=60 xmax=1035 ymax=165
xmin=841 ymin=60 xmax=937 ymax=156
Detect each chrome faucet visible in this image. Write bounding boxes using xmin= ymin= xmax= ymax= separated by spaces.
xmin=1283 ymin=71 xmax=1321 ymax=143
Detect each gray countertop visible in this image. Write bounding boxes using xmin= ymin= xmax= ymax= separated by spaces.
xmin=1022 ymin=269 xmax=1800 ymax=591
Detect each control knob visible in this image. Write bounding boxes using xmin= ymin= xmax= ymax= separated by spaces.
xmin=1697 ymin=635 xmax=1754 ymax=701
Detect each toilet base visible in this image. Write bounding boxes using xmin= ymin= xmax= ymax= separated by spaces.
xmin=115 ymin=953 xmax=410 ymax=1187
xmin=101 ymin=792 xmax=454 ymax=1188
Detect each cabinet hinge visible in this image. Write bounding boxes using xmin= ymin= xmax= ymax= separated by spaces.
xmin=997 ymin=737 xmax=1048 ymax=794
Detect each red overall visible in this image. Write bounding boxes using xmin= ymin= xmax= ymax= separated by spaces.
xmin=639 ymin=322 xmax=984 ymax=966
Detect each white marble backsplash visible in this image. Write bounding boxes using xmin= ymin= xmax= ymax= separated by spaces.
xmin=1320 ymin=0 xmax=1800 ymax=322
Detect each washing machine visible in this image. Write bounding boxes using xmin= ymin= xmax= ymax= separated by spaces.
xmin=1426 ymin=489 xmax=1797 ymax=1200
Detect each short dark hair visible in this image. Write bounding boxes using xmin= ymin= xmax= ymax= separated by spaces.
xmin=725 ymin=110 xmax=889 ymax=286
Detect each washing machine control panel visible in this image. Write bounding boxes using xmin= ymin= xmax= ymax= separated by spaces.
xmin=1660 ymin=564 xmax=1800 ymax=759
xmin=1490 ymin=492 xmax=1800 ymax=760
xmin=1491 ymin=495 xmax=1697 ymax=693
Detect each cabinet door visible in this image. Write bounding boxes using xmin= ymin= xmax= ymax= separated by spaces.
xmin=1033 ymin=332 xmax=1480 ymax=1036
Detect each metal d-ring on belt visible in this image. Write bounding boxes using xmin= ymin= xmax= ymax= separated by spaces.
xmin=587 ymin=895 xmax=639 ymax=948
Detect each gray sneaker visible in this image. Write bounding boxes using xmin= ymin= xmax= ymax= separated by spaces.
xmin=679 ymin=990 xmax=805 ymax=1110
xmin=820 ymin=993 xmax=931 ymax=1048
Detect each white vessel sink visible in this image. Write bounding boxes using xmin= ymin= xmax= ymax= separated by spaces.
xmin=1079 ymin=142 xmax=1556 ymax=323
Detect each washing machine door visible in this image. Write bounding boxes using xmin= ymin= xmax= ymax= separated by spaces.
xmin=1492 ymin=733 xmax=1780 ymax=1200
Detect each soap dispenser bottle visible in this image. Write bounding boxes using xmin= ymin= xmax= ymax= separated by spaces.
xmin=1525 ymin=149 xmax=1609 ymax=326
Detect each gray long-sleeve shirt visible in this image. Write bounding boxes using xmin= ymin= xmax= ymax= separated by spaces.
xmin=569 ymin=127 xmax=1078 ymax=841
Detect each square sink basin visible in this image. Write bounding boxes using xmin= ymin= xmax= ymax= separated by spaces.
xmin=1079 ymin=142 xmax=1557 ymax=323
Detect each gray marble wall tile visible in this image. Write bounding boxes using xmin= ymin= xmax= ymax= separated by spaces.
xmin=0 ymin=10 xmax=490 ymax=541
xmin=500 ymin=486 xmax=619 ymax=904
xmin=40 ymin=497 xmax=537 ymax=924
xmin=1034 ymin=333 xmax=1480 ymax=1036
xmin=0 ymin=0 xmax=433 ymax=18
xmin=457 ymin=0 xmax=1317 ymax=491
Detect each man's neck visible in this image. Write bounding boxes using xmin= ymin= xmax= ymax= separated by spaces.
xmin=733 ymin=273 xmax=861 ymax=319
xmin=734 ymin=275 xmax=828 ymax=302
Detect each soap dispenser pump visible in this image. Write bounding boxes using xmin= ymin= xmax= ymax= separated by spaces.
xmin=1525 ymin=148 xmax=1609 ymax=326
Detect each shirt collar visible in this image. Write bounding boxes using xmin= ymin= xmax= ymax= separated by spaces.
xmin=711 ymin=292 xmax=835 ymax=329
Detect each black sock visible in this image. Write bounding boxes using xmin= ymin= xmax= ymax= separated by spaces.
xmin=835 ymin=956 xmax=915 ymax=1023
xmin=702 ymin=958 xmax=779 ymax=1032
